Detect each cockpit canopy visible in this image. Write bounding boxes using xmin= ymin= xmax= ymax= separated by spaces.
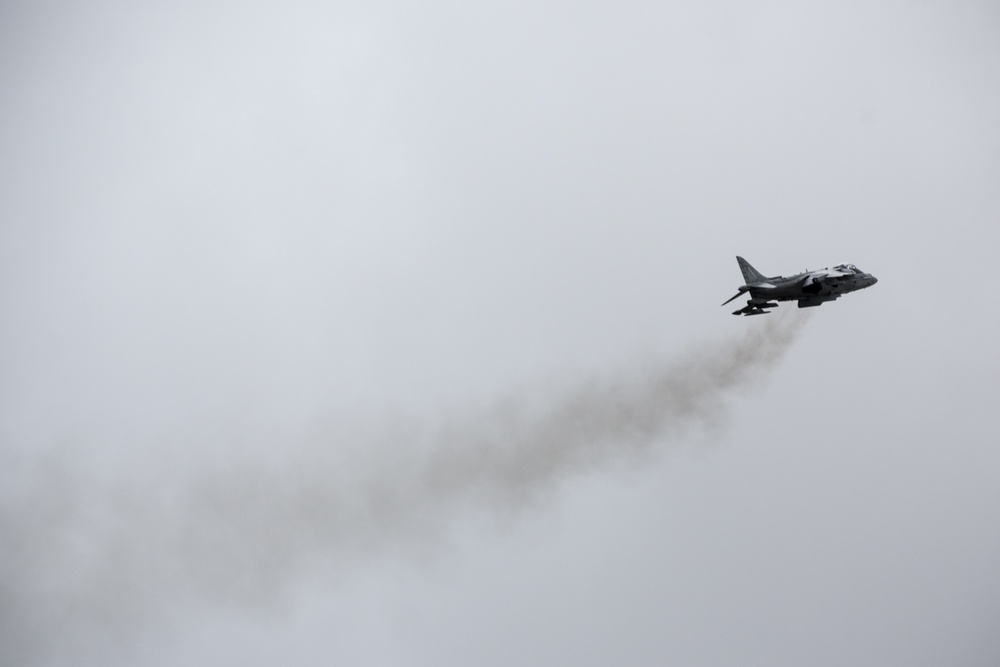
xmin=834 ymin=263 xmax=860 ymax=273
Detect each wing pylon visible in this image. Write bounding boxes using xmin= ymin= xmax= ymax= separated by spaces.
xmin=731 ymin=300 xmax=778 ymax=316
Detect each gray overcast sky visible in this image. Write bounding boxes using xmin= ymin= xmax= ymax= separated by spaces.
xmin=2 ymin=1 xmax=999 ymax=665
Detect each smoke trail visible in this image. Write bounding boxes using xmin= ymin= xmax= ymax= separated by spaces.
xmin=0 ymin=312 xmax=807 ymax=665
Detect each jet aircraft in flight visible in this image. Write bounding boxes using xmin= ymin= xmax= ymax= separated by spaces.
xmin=723 ymin=256 xmax=877 ymax=316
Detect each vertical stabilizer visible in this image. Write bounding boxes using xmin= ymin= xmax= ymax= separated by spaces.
xmin=736 ymin=256 xmax=766 ymax=284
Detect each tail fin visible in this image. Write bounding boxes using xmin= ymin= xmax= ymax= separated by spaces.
xmin=736 ymin=256 xmax=766 ymax=284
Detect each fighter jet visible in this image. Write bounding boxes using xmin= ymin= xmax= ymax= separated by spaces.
xmin=723 ymin=256 xmax=877 ymax=316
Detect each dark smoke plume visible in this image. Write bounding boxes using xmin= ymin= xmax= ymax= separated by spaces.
xmin=0 ymin=312 xmax=806 ymax=665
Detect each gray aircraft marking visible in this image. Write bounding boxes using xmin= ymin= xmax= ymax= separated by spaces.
xmin=723 ymin=256 xmax=877 ymax=316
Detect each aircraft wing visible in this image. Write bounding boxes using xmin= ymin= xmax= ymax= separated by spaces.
xmin=802 ymin=268 xmax=850 ymax=286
